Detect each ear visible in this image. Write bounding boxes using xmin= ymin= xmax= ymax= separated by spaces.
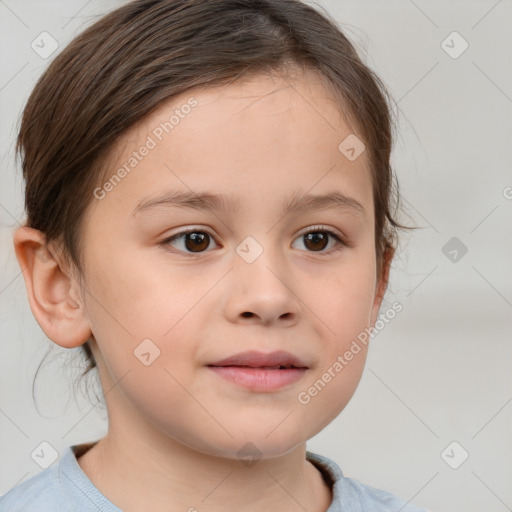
xmin=369 ymin=244 xmax=395 ymax=327
xmin=13 ymin=226 xmax=92 ymax=349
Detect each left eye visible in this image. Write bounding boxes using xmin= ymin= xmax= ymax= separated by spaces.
xmin=291 ymin=226 xmax=345 ymax=254
xmin=161 ymin=225 xmax=346 ymax=256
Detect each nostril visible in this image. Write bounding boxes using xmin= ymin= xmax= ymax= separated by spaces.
xmin=241 ymin=312 xmax=254 ymax=318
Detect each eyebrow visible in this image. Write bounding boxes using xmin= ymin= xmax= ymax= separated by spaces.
xmin=132 ymin=189 xmax=366 ymax=219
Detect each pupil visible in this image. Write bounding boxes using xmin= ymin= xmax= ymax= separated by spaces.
xmin=304 ymin=232 xmax=327 ymax=251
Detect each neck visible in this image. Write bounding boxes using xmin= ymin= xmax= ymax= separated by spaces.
xmin=77 ymin=429 xmax=332 ymax=512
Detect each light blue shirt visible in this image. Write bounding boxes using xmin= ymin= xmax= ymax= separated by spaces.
xmin=0 ymin=443 xmax=428 ymax=511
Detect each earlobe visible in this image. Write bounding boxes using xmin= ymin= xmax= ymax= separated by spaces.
xmin=12 ymin=226 xmax=92 ymax=349
xmin=369 ymin=244 xmax=395 ymax=327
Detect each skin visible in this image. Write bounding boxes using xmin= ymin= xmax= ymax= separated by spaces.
xmin=13 ymin=68 xmax=393 ymax=512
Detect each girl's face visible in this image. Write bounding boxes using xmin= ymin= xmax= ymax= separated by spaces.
xmin=74 ymin=69 xmax=389 ymax=459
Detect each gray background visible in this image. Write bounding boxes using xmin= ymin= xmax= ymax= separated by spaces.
xmin=1 ymin=1 xmax=511 ymax=511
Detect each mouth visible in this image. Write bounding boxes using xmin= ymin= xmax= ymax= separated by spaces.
xmin=207 ymin=366 xmax=307 ymax=392
xmin=206 ymin=351 xmax=309 ymax=392
xmin=208 ymin=364 xmax=305 ymax=370
xmin=207 ymin=350 xmax=309 ymax=369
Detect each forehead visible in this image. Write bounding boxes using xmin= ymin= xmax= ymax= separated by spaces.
xmin=88 ymin=69 xmax=373 ymax=225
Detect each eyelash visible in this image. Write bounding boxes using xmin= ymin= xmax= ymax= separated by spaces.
xmin=160 ymin=225 xmax=349 ymax=257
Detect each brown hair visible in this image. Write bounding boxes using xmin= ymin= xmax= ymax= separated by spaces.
xmin=16 ymin=0 xmax=414 ymax=391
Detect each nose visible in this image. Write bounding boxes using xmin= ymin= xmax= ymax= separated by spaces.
xmin=224 ymin=247 xmax=301 ymax=327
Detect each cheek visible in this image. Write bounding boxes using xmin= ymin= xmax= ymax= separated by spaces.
xmin=285 ymin=254 xmax=375 ymax=427
xmin=81 ymin=248 xmax=215 ymax=382
xmin=83 ymin=246 xmax=207 ymax=340
xmin=308 ymin=255 xmax=377 ymax=344
xmin=84 ymin=286 xmax=217 ymax=450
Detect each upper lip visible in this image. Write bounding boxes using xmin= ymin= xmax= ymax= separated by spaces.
xmin=207 ymin=350 xmax=309 ymax=369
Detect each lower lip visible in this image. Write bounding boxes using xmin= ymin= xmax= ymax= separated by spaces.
xmin=207 ymin=366 xmax=307 ymax=392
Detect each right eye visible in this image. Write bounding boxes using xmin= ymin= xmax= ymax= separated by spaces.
xmin=160 ymin=228 xmax=219 ymax=255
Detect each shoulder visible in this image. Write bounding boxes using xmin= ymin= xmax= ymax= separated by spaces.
xmin=0 ymin=464 xmax=65 ymax=512
xmin=1 ymin=443 xmax=122 ymax=512
xmin=306 ymin=451 xmax=430 ymax=512
xmin=341 ymin=475 xmax=429 ymax=511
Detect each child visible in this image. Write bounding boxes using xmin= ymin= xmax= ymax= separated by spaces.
xmin=2 ymin=0 xmax=428 ymax=510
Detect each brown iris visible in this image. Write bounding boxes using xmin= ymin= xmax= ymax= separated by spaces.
xmin=184 ymin=232 xmax=210 ymax=252
xmin=303 ymin=232 xmax=329 ymax=251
